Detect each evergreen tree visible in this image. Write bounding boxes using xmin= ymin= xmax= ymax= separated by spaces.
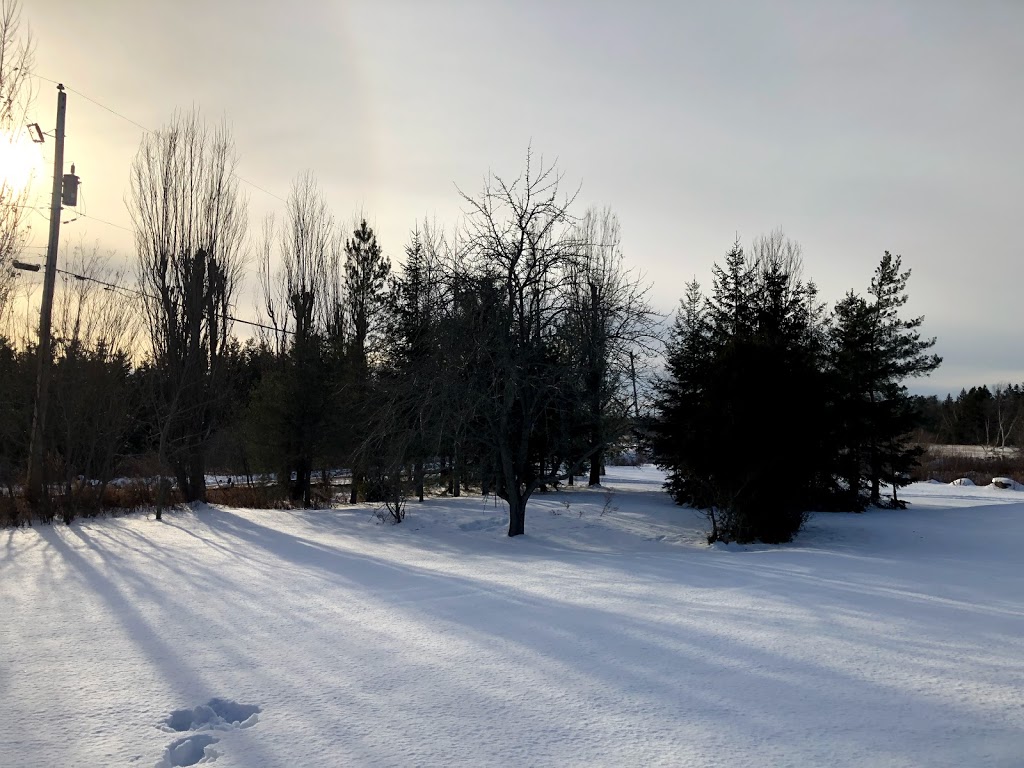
xmin=654 ymin=237 xmax=831 ymax=543
xmin=344 ymin=218 xmax=390 ymax=364
xmin=829 ymin=291 xmax=875 ymax=508
xmin=343 ymin=218 xmax=390 ymax=502
xmin=372 ymin=226 xmax=442 ymax=503
xmin=831 ymin=252 xmax=941 ymax=506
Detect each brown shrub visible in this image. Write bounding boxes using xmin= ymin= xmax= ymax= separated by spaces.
xmin=205 ymin=483 xmax=289 ymax=509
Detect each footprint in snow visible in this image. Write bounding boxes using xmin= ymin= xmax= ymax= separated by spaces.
xmin=157 ymin=699 xmax=261 ymax=767
xmin=163 ymin=698 xmax=261 ymax=732
xmin=156 ymin=733 xmax=220 ymax=767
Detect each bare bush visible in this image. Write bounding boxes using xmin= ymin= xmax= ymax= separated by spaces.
xmin=0 ymin=0 xmax=35 ymax=320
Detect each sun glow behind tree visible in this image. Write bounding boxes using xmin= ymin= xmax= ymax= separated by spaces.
xmin=0 ymin=128 xmax=42 ymax=197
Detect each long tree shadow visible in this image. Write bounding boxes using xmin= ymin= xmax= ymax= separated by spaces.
xmin=37 ymin=524 xmax=281 ymax=768
xmin=12 ymin=505 xmax=1023 ymax=766
xmin=185 ymin=507 xmax=1023 ymax=765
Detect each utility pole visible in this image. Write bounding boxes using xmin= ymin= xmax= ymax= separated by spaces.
xmin=629 ymin=350 xmax=640 ymax=419
xmin=26 ymin=84 xmax=67 ymax=505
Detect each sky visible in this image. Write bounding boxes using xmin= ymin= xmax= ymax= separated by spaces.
xmin=13 ymin=0 xmax=1024 ymax=395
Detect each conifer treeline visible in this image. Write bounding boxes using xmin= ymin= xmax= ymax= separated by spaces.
xmin=915 ymin=385 xmax=1024 ymax=449
xmin=652 ymin=236 xmax=940 ymax=544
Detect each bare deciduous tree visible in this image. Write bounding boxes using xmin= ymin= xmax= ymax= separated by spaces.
xmin=49 ymin=244 xmax=140 ymax=516
xmin=568 ymin=207 xmax=659 ymax=485
xmin=986 ymin=383 xmax=1021 ymax=453
xmin=256 ymin=171 xmax=345 ymax=505
xmin=0 ymin=0 xmax=35 ymax=319
xmin=129 ymin=110 xmax=247 ymax=505
xmin=456 ymin=150 xmax=580 ymax=536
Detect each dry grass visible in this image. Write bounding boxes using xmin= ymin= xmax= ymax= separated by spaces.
xmin=205 ymin=483 xmax=290 ymax=509
xmin=911 ymin=445 xmax=1024 ymax=486
xmin=0 ymin=479 xmax=184 ymax=527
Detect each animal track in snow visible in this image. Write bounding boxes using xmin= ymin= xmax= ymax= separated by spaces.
xmin=157 ymin=699 xmax=261 ymax=767
xmin=164 ymin=698 xmax=261 ymax=732
xmin=157 ymin=734 xmax=220 ymax=767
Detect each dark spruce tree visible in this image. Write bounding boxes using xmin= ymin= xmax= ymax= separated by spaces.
xmin=343 ymin=218 xmax=391 ymax=502
xmin=367 ymin=225 xmax=443 ymax=506
xmin=654 ymin=236 xmax=834 ymax=544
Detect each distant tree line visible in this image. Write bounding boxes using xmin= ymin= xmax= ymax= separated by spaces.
xmin=914 ymin=385 xmax=1024 ymax=450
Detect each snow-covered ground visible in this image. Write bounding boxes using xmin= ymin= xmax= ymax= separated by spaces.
xmin=2 ymin=467 xmax=1022 ymax=767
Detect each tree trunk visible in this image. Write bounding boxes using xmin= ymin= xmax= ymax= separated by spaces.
xmin=846 ymin=468 xmax=861 ymax=511
xmin=289 ymin=463 xmax=302 ymax=503
xmin=174 ymin=465 xmax=190 ymax=504
xmin=349 ymin=467 xmax=362 ymax=504
xmin=452 ymin=446 xmax=461 ymax=497
xmin=415 ymin=458 xmax=424 ymax=502
xmin=588 ymin=448 xmax=602 ymax=486
xmin=869 ymin=444 xmax=881 ymax=505
xmin=185 ymin=451 xmax=207 ymax=503
xmin=507 ymin=494 xmax=526 ymax=537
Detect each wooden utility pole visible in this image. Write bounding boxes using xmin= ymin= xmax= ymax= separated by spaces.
xmin=629 ymin=350 xmax=640 ymax=419
xmin=26 ymin=84 xmax=67 ymax=505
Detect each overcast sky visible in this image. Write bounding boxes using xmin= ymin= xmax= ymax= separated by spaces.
xmin=19 ymin=0 xmax=1024 ymax=395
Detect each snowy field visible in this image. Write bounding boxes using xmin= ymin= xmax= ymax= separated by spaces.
xmin=2 ymin=467 xmax=1023 ymax=767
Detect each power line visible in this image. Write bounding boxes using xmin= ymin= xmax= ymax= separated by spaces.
xmin=29 ymin=72 xmax=288 ymax=204
xmin=233 ymin=175 xmax=287 ymax=203
xmin=66 ymin=85 xmax=152 ymax=134
xmin=52 ymin=265 xmax=292 ymax=336
xmin=77 ymin=211 xmax=133 ymax=234
xmin=32 ymin=72 xmax=151 ymax=133
xmin=29 ymin=72 xmax=61 ymax=86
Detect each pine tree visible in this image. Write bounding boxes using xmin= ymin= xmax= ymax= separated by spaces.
xmin=829 ymin=291 xmax=875 ymax=509
xmin=375 ymin=226 xmax=440 ymax=502
xmin=831 ymin=252 xmax=941 ymax=507
xmin=344 ymin=219 xmax=390 ymax=364
xmin=343 ymin=218 xmax=390 ymax=502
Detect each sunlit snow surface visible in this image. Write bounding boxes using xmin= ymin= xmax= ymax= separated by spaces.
xmin=2 ymin=467 xmax=1022 ymax=767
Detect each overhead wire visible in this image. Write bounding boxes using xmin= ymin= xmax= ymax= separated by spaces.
xmin=77 ymin=185 xmax=132 ymax=234
xmin=29 ymin=71 xmax=288 ymax=204
xmin=21 ymin=73 xmax=294 ymax=336
xmin=50 ymin=265 xmax=292 ymax=336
